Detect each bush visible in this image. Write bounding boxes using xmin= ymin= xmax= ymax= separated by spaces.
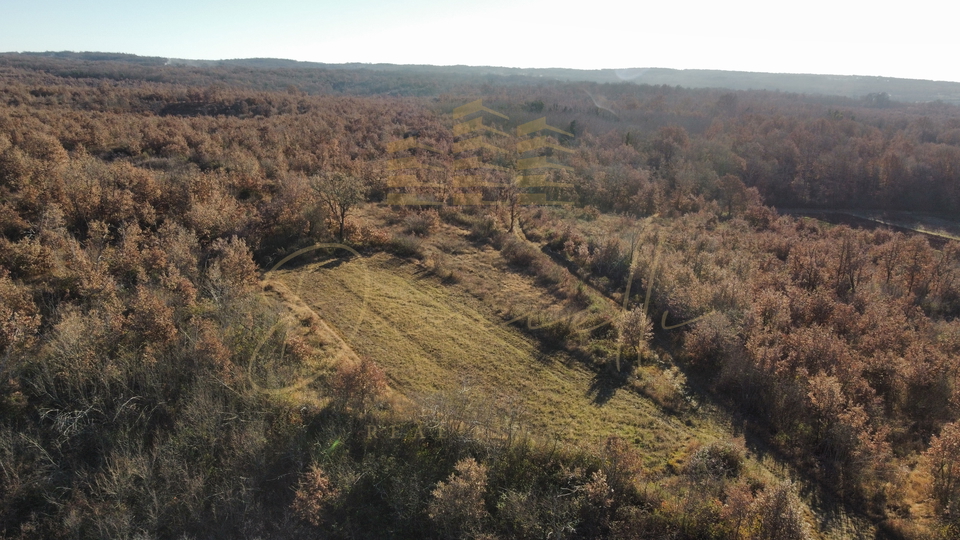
xmin=0 ymin=270 xmax=40 ymax=355
xmin=750 ymin=482 xmax=812 ymax=540
xmin=631 ymin=366 xmax=689 ymax=414
xmin=683 ymin=313 xmax=738 ymax=368
xmin=579 ymin=205 xmax=601 ymax=221
xmin=468 ymin=215 xmax=500 ymax=243
xmin=438 ymin=205 xmax=474 ymax=227
xmin=686 ymin=441 xmax=745 ymax=480
xmin=615 ymin=307 xmax=654 ymax=362
xmin=428 ymin=458 xmax=489 ymax=538
xmin=402 ymin=209 xmax=440 ymax=236
xmin=330 ymin=356 xmax=387 ymax=415
xmin=427 ymin=252 xmax=462 ymax=284
xmin=501 ymin=237 xmax=541 ymax=269
xmin=207 ymin=236 xmax=259 ymax=293
xmin=292 ymin=465 xmax=340 ymax=527
xmin=435 ymin=235 xmax=469 ymax=255
xmin=388 ymin=233 xmax=424 ymax=258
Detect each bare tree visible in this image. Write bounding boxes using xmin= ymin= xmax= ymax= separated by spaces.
xmin=310 ymin=171 xmax=367 ymax=241
xmin=500 ymin=183 xmax=522 ymax=233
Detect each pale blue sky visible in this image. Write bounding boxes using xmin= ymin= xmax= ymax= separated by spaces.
xmin=2 ymin=0 xmax=958 ymax=82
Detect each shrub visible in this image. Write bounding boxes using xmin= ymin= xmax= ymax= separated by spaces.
xmin=292 ymin=465 xmax=340 ymax=527
xmin=207 ymin=236 xmax=259 ymax=293
xmin=127 ymin=285 xmax=177 ymax=345
xmin=0 ymin=237 xmax=53 ymax=281
xmin=722 ymin=480 xmax=756 ymax=539
xmin=468 ymin=215 xmax=500 ymax=243
xmin=579 ymin=205 xmax=601 ymax=221
xmin=501 ymin=237 xmax=540 ymax=269
xmin=519 ymin=310 xmax=577 ymax=347
xmin=438 ymin=205 xmax=474 ymax=227
xmin=0 ymin=270 xmax=40 ymax=355
xmin=589 ymin=236 xmax=630 ymax=285
xmin=428 ymin=458 xmax=489 ymax=538
xmin=750 ymin=482 xmax=812 ymax=540
xmin=686 ymin=441 xmax=745 ymax=480
xmin=435 ymin=235 xmax=469 ymax=255
xmin=684 ymin=313 xmax=738 ymax=368
xmin=388 ymin=233 xmax=424 ymax=258
xmin=402 ymin=209 xmax=440 ymax=236
xmin=600 ymin=436 xmax=644 ymax=499
xmin=632 ymin=366 xmax=689 ymax=414
xmin=428 ymin=252 xmax=461 ymax=284
xmin=615 ymin=307 xmax=654 ymax=363
xmin=330 ymin=356 xmax=387 ymax=415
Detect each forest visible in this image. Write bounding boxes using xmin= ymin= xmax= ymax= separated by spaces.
xmin=1 ymin=53 xmax=959 ymax=539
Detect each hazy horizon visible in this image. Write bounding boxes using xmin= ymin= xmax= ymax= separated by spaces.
xmin=3 ymin=0 xmax=959 ymax=84
xmin=7 ymin=51 xmax=958 ymax=88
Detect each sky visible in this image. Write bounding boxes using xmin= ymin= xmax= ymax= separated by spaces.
xmin=2 ymin=0 xmax=958 ymax=82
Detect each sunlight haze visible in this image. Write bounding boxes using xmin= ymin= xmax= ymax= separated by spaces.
xmin=2 ymin=0 xmax=958 ymax=81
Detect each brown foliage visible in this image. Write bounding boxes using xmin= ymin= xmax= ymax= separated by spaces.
xmin=925 ymin=422 xmax=960 ymax=516
xmin=749 ymin=482 xmax=812 ymax=540
xmin=127 ymin=285 xmax=177 ymax=345
xmin=428 ymin=458 xmax=489 ymax=537
xmin=3 ymin=52 xmax=960 ymax=538
xmin=292 ymin=465 xmax=340 ymax=527
xmin=0 ymin=270 xmax=39 ymax=356
xmin=206 ymin=236 xmax=259 ymax=294
xmin=330 ymin=356 xmax=387 ymax=414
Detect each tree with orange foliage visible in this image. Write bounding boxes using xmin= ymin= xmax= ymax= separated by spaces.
xmin=310 ymin=171 xmax=367 ymax=241
xmin=926 ymin=422 xmax=960 ymax=517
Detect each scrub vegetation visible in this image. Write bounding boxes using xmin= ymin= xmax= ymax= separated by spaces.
xmin=1 ymin=53 xmax=959 ymax=539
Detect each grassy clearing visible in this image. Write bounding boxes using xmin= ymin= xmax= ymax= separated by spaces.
xmin=271 ymin=252 xmax=718 ymax=470
xmin=267 ymin=209 xmax=882 ymax=538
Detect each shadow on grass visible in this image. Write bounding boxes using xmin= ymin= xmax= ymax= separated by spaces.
xmin=264 ymin=246 xmax=362 ymax=273
xmin=587 ymin=361 xmax=634 ymax=405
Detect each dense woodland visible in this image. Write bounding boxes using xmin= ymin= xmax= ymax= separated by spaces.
xmin=1 ymin=54 xmax=959 ymax=539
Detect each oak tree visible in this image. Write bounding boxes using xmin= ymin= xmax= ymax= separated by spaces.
xmin=310 ymin=171 xmax=367 ymax=241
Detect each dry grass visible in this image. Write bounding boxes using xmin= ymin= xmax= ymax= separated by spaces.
xmin=273 ymin=252 xmax=722 ymax=471
xmin=271 ymin=205 xmax=888 ymax=538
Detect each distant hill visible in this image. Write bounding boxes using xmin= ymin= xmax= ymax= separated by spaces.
xmin=615 ymin=68 xmax=960 ymax=105
xmin=179 ymin=57 xmax=960 ymax=104
xmin=7 ymin=51 xmax=960 ymax=104
xmin=16 ymin=50 xmax=168 ymax=66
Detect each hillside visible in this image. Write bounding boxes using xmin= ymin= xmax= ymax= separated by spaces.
xmin=9 ymin=51 xmax=960 ymax=103
xmin=1 ymin=53 xmax=959 ymax=539
xmin=173 ymin=56 xmax=960 ymax=104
